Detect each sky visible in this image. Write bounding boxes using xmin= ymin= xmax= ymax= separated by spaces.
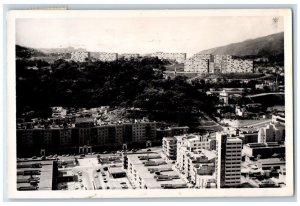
xmin=16 ymin=16 xmax=284 ymax=57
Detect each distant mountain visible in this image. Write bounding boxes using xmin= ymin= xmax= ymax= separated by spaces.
xmin=37 ymin=47 xmax=76 ymax=54
xmin=196 ymin=32 xmax=284 ymax=58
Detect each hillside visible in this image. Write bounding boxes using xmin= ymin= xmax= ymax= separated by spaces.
xmin=196 ymin=32 xmax=284 ymax=58
xmin=16 ymin=45 xmax=46 ymax=58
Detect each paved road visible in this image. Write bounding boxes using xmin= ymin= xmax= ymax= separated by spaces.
xmin=72 ymin=167 xmax=93 ymax=190
xmin=246 ymin=92 xmax=284 ymax=98
xmin=242 ymin=119 xmax=272 ymax=128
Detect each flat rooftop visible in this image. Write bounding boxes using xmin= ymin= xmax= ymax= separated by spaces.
xmin=127 ymin=153 xmax=186 ymax=189
xmin=17 ymin=160 xmax=54 ymax=190
xmin=245 ymin=142 xmax=284 ymax=149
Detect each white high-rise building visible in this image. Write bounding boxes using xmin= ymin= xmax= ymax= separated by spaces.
xmin=70 ymin=49 xmax=89 ymax=62
xmin=215 ymin=132 xmax=242 ymax=188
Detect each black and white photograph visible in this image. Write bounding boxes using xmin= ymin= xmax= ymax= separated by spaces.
xmin=6 ymin=9 xmax=294 ymax=198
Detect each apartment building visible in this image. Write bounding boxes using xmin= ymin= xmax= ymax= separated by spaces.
xmin=75 ymin=118 xmax=95 ymax=146
xmin=186 ymin=54 xmax=253 ymax=74
xmin=98 ymin=52 xmax=118 ymax=62
xmin=127 ymin=153 xmax=187 ymax=189
xmin=176 ymin=134 xmax=212 ymax=155
xmin=150 ymin=52 xmax=186 ymax=63
xmin=119 ymin=53 xmax=140 ymax=59
xmin=223 ymin=59 xmax=253 ymax=73
xmin=162 ymin=137 xmax=177 ymax=160
xmin=59 ymin=129 xmax=72 ymax=146
xmin=215 ymin=132 xmax=243 ymax=188
xmin=176 ymin=144 xmax=216 ymax=187
xmin=192 ymin=54 xmax=211 ymax=61
xmin=189 ymin=150 xmax=216 ymax=188
xmin=17 ymin=119 xmax=157 ymax=157
xmin=238 ymin=130 xmax=259 ymax=144
xmin=17 ymin=130 xmax=34 ymax=149
xmin=175 ymin=134 xmax=216 ymax=184
xmin=70 ymin=50 xmax=89 ymax=62
xmin=183 ymin=59 xmax=209 ymax=73
xmin=258 ymin=123 xmax=285 ymax=143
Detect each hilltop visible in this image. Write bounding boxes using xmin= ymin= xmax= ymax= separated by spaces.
xmin=196 ymin=32 xmax=284 ymax=58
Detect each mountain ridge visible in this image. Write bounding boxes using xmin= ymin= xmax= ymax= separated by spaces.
xmin=195 ymin=32 xmax=284 ymax=57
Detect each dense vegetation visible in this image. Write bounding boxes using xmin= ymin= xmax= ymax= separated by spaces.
xmin=16 ymin=55 xmax=218 ymax=125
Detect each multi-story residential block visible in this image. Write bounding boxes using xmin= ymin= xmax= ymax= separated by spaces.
xmin=258 ymin=123 xmax=285 ymax=143
xmin=119 ymin=53 xmax=140 ymax=60
xmin=176 ymin=134 xmax=212 ymax=154
xmin=238 ymin=130 xmax=259 ymax=144
xmin=183 ymin=59 xmax=209 ymax=73
xmin=176 ymin=134 xmax=215 ymax=168
xmin=162 ymin=137 xmax=177 ymax=160
xmin=189 ymin=150 xmax=216 ymax=188
xmin=192 ymin=54 xmax=211 ymax=61
xmin=70 ymin=49 xmax=89 ymax=62
xmin=17 ymin=130 xmax=34 ymax=150
xmin=215 ymin=132 xmax=243 ymax=188
xmin=175 ymin=133 xmax=217 ymax=188
xmin=208 ymin=61 xmax=215 ymax=73
xmin=130 ymin=120 xmax=157 ymax=143
xmin=16 ymin=119 xmax=157 ymax=157
xmin=223 ymin=59 xmax=253 ymax=73
xmin=149 ymin=52 xmax=186 ymax=63
xmin=89 ymin=52 xmax=118 ymax=62
xmin=127 ymin=153 xmax=187 ymax=189
xmin=98 ymin=52 xmax=118 ymax=62
xmin=59 ymin=129 xmax=72 ymax=146
xmin=75 ymin=118 xmax=95 ymax=146
xmin=187 ymin=54 xmax=253 ymax=74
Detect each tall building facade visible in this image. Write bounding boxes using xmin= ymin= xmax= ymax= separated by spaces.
xmin=175 ymin=134 xmax=217 ymax=188
xmin=16 ymin=119 xmax=157 ymax=157
xmin=150 ymin=52 xmax=186 ymax=63
xmin=70 ymin=50 xmax=89 ymax=62
xmin=224 ymin=59 xmax=253 ymax=73
xmin=119 ymin=53 xmax=140 ymax=59
xmin=98 ymin=52 xmax=118 ymax=61
xmin=258 ymin=123 xmax=285 ymax=143
xmin=186 ymin=54 xmax=254 ymax=74
xmin=162 ymin=137 xmax=177 ymax=160
xmin=183 ymin=59 xmax=209 ymax=73
xmin=215 ymin=132 xmax=242 ymax=188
